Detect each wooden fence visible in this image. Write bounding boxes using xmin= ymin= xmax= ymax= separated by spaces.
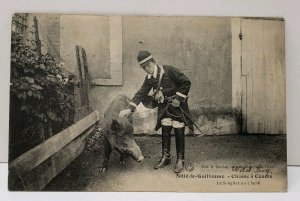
xmin=9 ymin=110 xmax=99 ymax=191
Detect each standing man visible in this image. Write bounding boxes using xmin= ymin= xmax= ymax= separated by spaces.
xmin=119 ymin=50 xmax=193 ymax=173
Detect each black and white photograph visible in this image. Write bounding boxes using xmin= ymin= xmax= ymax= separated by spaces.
xmin=8 ymin=13 xmax=287 ymax=192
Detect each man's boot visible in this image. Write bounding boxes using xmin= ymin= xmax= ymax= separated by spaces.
xmin=154 ymin=126 xmax=172 ymax=169
xmin=174 ymin=127 xmax=185 ymax=173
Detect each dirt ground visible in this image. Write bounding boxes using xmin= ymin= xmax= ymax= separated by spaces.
xmin=45 ymin=134 xmax=287 ymax=192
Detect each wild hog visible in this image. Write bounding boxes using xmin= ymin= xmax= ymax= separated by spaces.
xmin=100 ymin=94 xmax=144 ymax=172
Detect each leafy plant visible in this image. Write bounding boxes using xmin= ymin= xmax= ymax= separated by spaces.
xmin=10 ymin=34 xmax=78 ymax=158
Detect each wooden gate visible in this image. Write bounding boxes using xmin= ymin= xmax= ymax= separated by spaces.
xmin=240 ymin=18 xmax=286 ymax=134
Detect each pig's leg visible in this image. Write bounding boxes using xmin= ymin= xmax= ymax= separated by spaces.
xmin=115 ymin=148 xmax=127 ymax=164
xmin=100 ymin=138 xmax=112 ymax=172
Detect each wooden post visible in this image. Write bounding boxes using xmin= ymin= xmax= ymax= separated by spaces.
xmin=46 ymin=108 xmax=53 ymax=140
xmin=75 ymin=45 xmax=91 ymax=109
xmin=33 ymin=16 xmax=42 ymax=57
xmin=81 ymin=48 xmax=91 ymax=108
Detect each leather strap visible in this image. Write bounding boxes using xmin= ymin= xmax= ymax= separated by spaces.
xmin=155 ymin=65 xmax=164 ymax=92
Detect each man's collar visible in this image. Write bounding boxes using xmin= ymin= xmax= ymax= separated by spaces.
xmin=147 ymin=64 xmax=158 ymax=79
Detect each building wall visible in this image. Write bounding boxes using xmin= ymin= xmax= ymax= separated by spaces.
xmin=90 ymin=16 xmax=232 ymax=114
xmin=33 ymin=15 xmax=233 ymax=134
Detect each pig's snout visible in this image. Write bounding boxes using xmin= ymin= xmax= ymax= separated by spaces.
xmin=136 ymin=155 xmax=144 ymax=162
xmin=126 ymin=140 xmax=144 ymax=162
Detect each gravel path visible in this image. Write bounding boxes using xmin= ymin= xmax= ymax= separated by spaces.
xmin=45 ymin=135 xmax=287 ymax=192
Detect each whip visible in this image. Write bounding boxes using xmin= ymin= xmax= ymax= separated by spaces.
xmin=165 ymin=99 xmax=205 ymax=137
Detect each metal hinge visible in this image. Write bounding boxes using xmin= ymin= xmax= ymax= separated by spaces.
xmin=239 ymin=32 xmax=243 ymax=40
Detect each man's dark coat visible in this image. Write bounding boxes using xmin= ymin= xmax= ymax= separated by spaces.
xmin=129 ymin=64 xmax=193 ymax=132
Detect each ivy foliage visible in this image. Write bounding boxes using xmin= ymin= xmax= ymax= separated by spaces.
xmin=10 ymin=35 xmax=78 ymax=136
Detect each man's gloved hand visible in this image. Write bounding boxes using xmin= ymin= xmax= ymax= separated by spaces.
xmin=119 ymin=108 xmax=132 ymax=117
xmin=154 ymin=91 xmax=164 ymax=104
xmin=171 ymin=99 xmax=180 ymax=107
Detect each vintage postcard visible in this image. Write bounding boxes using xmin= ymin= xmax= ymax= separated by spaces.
xmin=8 ymin=14 xmax=287 ymax=192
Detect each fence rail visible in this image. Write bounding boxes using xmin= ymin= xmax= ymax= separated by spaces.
xmin=9 ymin=110 xmax=99 ymax=191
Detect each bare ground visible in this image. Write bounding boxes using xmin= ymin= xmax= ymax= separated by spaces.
xmin=45 ymin=134 xmax=287 ymax=192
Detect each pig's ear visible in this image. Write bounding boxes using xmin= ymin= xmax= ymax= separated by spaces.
xmin=110 ymin=119 xmax=121 ymax=133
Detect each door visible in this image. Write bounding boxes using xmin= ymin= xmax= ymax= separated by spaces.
xmin=241 ymin=18 xmax=286 ymax=134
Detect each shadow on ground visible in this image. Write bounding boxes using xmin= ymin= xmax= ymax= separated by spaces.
xmin=45 ymin=134 xmax=287 ymax=192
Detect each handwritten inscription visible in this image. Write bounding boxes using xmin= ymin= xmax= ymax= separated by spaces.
xmin=231 ymin=165 xmax=273 ymax=178
xmin=232 ymin=166 xmax=252 ymax=172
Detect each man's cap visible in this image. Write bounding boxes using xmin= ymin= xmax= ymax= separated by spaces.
xmin=137 ymin=50 xmax=153 ymax=65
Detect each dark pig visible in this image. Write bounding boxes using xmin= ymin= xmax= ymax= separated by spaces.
xmin=100 ymin=94 xmax=144 ymax=172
